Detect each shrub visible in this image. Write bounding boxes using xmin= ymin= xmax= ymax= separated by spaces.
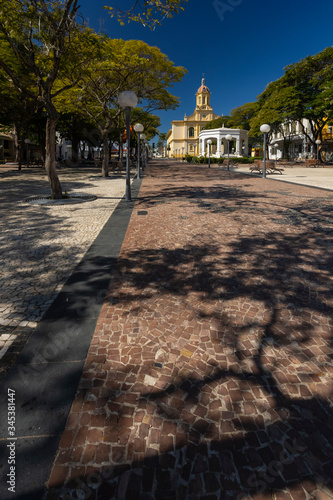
xmin=234 ymin=157 xmax=255 ymax=164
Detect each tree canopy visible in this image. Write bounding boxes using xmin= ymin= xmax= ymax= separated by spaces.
xmin=106 ymin=0 xmax=188 ymax=29
xmin=0 ymin=0 xmax=187 ymax=191
xmin=57 ymin=35 xmax=186 ymax=175
xmin=249 ymin=47 xmax=333 ymax=148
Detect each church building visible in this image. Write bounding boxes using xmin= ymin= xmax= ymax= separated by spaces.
xmin=166 ymin=77 xmax=221 ymax=157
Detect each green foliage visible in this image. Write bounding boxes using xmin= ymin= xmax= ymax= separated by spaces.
xmin=185 ymin=155 xmax=254 ymax=164
xmin=203 ymin=116 xmax=231 ymax=130
xmin=229 ymin=103 xmax=258 ymax=130
xmin=106 ymin=0 xmax=188 ymax=30
xmin=250 ymin=47 xmax=333 ymax=145
xmin=233 ymin=156 xmax=254 ymax=164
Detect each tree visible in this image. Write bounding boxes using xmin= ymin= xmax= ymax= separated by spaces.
xmin=250 ymin=47 xmax=333 ymax=160
xmin=0 ymin=0 xmax=92 ymax=198
xmin=158 ymin=132 xmax=167 ymax=156
xmin=57 ymin=112 xmax=100 ymax=161
xmin=203 ymin=116 xmax=231 ymax=130
xmin=59 ymin=35 xmax=186 ymax=176
xmin=228 ymin=102 xmax=258 ymax=130
xmin=106 ymin=0 xmax=188 ymax=29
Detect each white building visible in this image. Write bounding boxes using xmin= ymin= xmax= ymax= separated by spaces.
xmin=199 ymin=127 xmax=249 ymax=157
xmin=268 ymin=118 xmax=316 ymax=160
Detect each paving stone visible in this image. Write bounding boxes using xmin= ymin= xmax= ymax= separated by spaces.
xmin=37 ymin=162 xmax=333 ymax=500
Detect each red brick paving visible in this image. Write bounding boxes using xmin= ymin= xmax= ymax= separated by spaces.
xmin=44 ymin=162 xmax=333 ymax=500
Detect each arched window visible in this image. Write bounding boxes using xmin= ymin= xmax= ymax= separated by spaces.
xmin=189 ymin=127 xmax=194 ymax=137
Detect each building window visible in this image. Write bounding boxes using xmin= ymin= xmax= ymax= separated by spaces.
xmin=202 ymin=96 xmax=206 ymax=104
xmin=189 ymin=127 xmax=194 ymax=137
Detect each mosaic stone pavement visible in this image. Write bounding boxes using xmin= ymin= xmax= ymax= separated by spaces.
xmin=44 ymin=163 xmax=333 ymax=499
xmin=0 ymin=164 xmax=127 ymax=380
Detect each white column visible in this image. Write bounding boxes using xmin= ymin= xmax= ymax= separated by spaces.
xmin=235 ymin=134 xmax=240 ymax=155
xmin=221 ymin=139 xmax=225 ymax=155
xmin=201 ymin=139 xmax=205 ymax=156
xmin=216 ymin=134 xmax=221 ymax=156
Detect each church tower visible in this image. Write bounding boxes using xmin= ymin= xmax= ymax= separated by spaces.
xmin=196 ymin=76 xmax=212 ymax=110
xmin=166 ymin=75 xmax=221 ymax=157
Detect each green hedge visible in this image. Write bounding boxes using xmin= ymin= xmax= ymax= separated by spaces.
xmin=185 ymin=155 xmax=255 ymax=164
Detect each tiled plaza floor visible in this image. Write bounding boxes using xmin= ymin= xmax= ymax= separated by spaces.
xmin=45 ymin=162 xmax=333 ymax=500
xmin=0 ymin=164 xmax=126 ymax=380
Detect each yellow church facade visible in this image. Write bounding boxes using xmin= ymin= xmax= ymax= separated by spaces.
xmin=166 ymin=78 xmax=221 ymax=157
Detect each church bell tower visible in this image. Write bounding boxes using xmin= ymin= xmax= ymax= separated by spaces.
xmin=196 ymin=76 xmax=212 ymax=109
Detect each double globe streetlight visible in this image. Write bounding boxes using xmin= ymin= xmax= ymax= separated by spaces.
xmin=118 ymin=91 xmax=138 ymax=202
xmin=315 ymin=139 xmax=321 ymax=167
xmin=260 ymin=123 xmax=271 ymax=178
xmin=134 ymin=123 xmax=144 ymax=179
xmin=141 ymin=134 xmax=147 ymax=170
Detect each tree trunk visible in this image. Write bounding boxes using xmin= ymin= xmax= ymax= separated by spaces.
xmin=45 ymin=115 xmax=63 ymax=199
xmin=71 ymin=136 xmax=80 ymax=162
xmin=13 ymin=124 xmax=22 ymax=170
xmin=101 ymin=129 xmax=109 ymax=177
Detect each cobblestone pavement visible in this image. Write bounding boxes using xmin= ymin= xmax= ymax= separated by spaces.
xmin=44 ymin=162 xmax=333 ymax=499
xmin=0 ymin=164 xmax=127 ymax=379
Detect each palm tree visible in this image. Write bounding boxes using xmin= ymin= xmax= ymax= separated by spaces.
xmin=158 ymin=132 xmax=167 ymax=157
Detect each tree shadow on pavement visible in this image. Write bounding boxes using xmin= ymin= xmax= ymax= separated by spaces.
xmin=43 ymin=166 xmax=333 ymax=499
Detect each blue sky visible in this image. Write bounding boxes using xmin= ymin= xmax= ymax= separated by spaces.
xmin=77 ymin=0 xmax=333 ymax=138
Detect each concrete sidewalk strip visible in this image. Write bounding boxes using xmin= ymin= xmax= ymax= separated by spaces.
xmin=43 ymin=163 xmax=333 ymax=500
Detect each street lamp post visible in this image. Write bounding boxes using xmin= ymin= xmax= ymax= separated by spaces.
xmin=141 ymin=134 xmax=146 ymax=171
xmin=274 ymin=143 xmax=279 ymax=161
xmin=145 ymin=138 xmax=150 ymax=166
xmin=260 ymin=124 xmax=271 ymax=178
xmin=134 ymin=123 xmax=144 ymax=179
xmin=144 ymin=139 xmax=148 ymax=168
xmin=118 ymin=91 xmax=138 ymax=202
xmin=225 ymin=134 xmax=233 ymax=171
xmin=207 ymin=139 xmax=212 ymax=168
xmin=315 ymin=139 xmax=321 ymax=167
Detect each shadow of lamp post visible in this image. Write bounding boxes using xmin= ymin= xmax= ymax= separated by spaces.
xmin=260 ymin=123 xmax=271 ymax=178
xmin=118 ymin=91 xmax=138 ymax=202
xmin=207 ymin=139 xmax=212 ymax=168
xmin=134 ymin=123 xmax=144 ymax=179
xmin=315 ymin=139 xmax=321 ymax=167
xmin=225 ymin=134 xmax=233 ymax=171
